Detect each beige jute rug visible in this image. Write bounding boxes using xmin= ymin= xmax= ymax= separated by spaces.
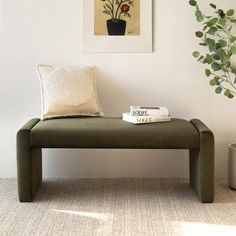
xmin=0 ymin=179 xmax=236 ymax=236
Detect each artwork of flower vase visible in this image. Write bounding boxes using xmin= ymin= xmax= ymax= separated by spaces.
xmin=84 ymin=0 xmax=152 ymax=52
xmin=99 ymin=0 xmax=138 ymax=36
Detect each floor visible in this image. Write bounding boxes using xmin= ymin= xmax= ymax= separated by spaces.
xmin=0 ymin=179 xmax=236 ymax=236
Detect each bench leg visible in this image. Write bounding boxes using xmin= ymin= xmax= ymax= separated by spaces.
xmin=17 ymin=119 xmax=42 ymax=202
xmin=189 ymin=136 xmax=214 ymax=203
xmin=32 ymin=149 xmax=42 ymax=197
xmin=17 ymin=148 xmax=42 ymax=202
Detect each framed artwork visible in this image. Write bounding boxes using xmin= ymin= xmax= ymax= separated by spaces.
xmin=83 ymin=0 xmax=153 ymax=53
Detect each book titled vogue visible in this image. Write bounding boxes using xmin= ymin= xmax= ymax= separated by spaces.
xmin=130 ymin=106 xmax=169 ymax=116
xmin=122 ymin=113 xmax=171 ymax=125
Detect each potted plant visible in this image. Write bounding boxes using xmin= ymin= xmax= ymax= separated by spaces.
xmin=190 ymin=0 xmax=236 ymax=190
xmin=101 ymin=0 xmax=134 ymax=35
xmin=229 ymin=143 xmax=236 ymax=189
xmin=189 ymin=0 xmax=236 ymax=98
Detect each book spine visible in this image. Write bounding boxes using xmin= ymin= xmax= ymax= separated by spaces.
xmin=130 ymin=109 xmax=169 ymax=116
xmin=130 ymin=106 xmax=162 ymax=110
xmin=135 ymin=116 xmax=153 ymax=123
xmin=123 ymin=112 xmax=171 ymax=124
xmin=134 ymin=117 xmax=171 ymax=124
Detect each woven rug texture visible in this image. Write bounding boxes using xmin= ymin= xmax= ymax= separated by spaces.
xmin=0 ymin=179 xmax=236 ymax=236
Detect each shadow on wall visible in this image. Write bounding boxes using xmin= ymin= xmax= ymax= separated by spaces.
xmin=41 ymin=68 xmax=190 ymax=179
xmin=95 ymin=67 xmax=138 ymax=116
xmin=42 ymin=149 xmax=189 ymax=178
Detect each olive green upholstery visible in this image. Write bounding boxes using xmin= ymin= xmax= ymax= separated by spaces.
xmin=31 ymin=118 xmax=199 ymax=149
xmin=17 ymin=117 xmax=214 ymax=203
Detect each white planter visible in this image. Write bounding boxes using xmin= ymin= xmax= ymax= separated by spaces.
xmin=228 ymin=143 xmax=236 ymax=190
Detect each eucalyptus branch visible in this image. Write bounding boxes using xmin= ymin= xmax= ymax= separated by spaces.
xmin=190 ymin=0 xmax=236 ymax=98
xmin=226 ymin=71 xmax=236 ymax=90
xmin=219 ymin=85 xmax=236 ymax=95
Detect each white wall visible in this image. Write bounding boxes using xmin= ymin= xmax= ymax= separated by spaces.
xmin=0 ymin=0 xmax=235 ymax=178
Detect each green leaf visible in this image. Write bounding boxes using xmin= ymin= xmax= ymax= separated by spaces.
xmin=207 ymin=27 xmax=217 ymax=35
xmin=205 ymin=69 xmax=211 ymax=77
xmin=195 ymin=10 xmax=204 ymax=22
xmin=214 ymin=77 xmax=221 ymax=85
xmin=198 ymin=55 xmax=204 ymax=62
xmin=206 ymin=38 xmax=215 ymax=46
xmin=206 ymin=54 xmax=213 ymax=64
xmin=215 ymin=49 xmax=225 ymax=59
xmin=199 ymin=43 xmax=207 ymax=46
xmin=216 ymin=25 xmax=223 ymax=30
xmin=215 ymin=87 xmax=222 ymax=94
xmin=192 ymin=51 xmax=200 ymax=58
xmin=228 ymin=93 xmax=234 ymax=99
xmin=230 ymin=37 xmax=236 ymax=43
xmin=218 ymin=9 xmax=225 ymax=18
xmin=203 ymin=25 xmax=208 ymax=31
xmin=219 ymin=39 xmax=227 ymax=47
xmin=207 ymin=17 xmax=218 ymax=27
xmin=224 ymin=89 xmax=231 ymax=97
xmin=195 ymin=10 xmax=202 ymax=17
xmin=215 ymin=43 xmax=222 ymax=50
xmin=209 ymin=45 xmax=215 ymax=52
xmin=232 ymin=67 xmax=236 ymax=74
xmin=209 ymin=3 xmax=217 ymax=9
xmin=226 ymin=60 xmax=231 ymax=67
xmin=189 ymin=0 xmax=197 ymax=6
xmin=195 ymin=31 xmax=203 ymax=38
xmin=213 ymin=54 xmax=221 ymax=60
xmin=209 ymin=79 xmax=217 ymax=86
xmin=234 ymin=77 xmax=236 ymax=84
xmin=227 ymin=9 xmax=234 ymax=16
xmin=211 ymin=62 xmax=221 ymax=71
xmin=230 ymin=46 xmax=236 ymax=54
xmin=197 ymin=15 xmax=204 ymax=22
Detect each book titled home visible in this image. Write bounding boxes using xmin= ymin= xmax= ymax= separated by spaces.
xmin=122 ymin=113 xmax=171 ymax=124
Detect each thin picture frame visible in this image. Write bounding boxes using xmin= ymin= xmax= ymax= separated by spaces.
xmin=83 ymin=0 xmax=153 ymax=53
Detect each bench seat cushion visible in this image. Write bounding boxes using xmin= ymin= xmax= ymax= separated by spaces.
xmin=30 ymin=118 xmax=200 ymax=149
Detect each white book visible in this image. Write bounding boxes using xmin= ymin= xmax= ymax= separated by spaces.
xmin=122 ymin=113 xmax=171 ymax=124
xmin=130 ymin=106 xmax=169 ymax=116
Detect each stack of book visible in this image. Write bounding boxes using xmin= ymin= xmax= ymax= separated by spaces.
xmin=122 ymin=106 xmax=171 ymax=124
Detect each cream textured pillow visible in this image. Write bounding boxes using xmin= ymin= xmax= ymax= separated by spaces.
xmin=37 ymin=65 xmax=104 ymax=120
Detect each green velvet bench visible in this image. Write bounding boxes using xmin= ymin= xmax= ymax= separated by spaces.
xmin=17 ymin=117 xmax=214 ymax=203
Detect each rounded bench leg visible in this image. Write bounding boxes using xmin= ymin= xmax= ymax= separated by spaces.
xmin=189 ymin=119 xmax=215 ymax=203
xmin=32 ymin=149 xmax=42 ymax=197
xmin=17 ymin=119 xmax=42 ymax=202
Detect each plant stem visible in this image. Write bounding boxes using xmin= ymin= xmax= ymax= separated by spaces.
xmin=220 ymin=85 xmax=236 ymax=94
xmin=226 ymin=75 xmax=236 ymax=90
xmin=115 ymin=0 xmax=123 ymax=20
xmin=118 ymin=11 xmax=124 ymax=20
xmin=104 ymin=0 xmax=114 ymax=19
xmin=112 ymin=0 xmax=114 ymax=19
xmin=212 ymin=71 xmax=236 ymax=91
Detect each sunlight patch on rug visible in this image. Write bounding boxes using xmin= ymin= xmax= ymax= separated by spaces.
xmin=180 ymin=222 xmax=236 ymax=236
xmin=52 ymin=209 xmax=110 ymax=221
